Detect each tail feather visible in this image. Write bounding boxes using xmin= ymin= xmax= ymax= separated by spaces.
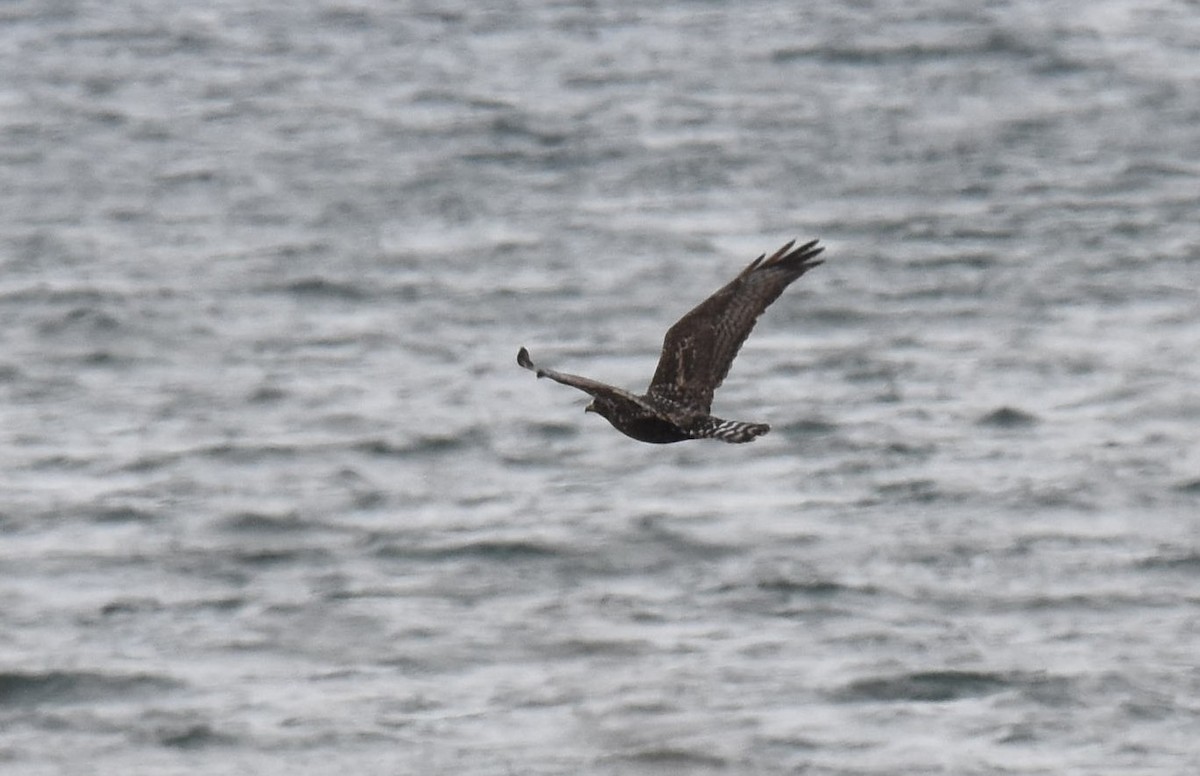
xmin=691 ymin=416 xmax=770 ymax=444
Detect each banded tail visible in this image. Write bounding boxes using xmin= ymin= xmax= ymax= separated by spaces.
xmin=690 ymin=416 xmax=770 ymax=444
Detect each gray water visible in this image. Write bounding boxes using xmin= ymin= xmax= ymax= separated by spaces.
xmin=2 ymin=1 xmax=1199 ymax=774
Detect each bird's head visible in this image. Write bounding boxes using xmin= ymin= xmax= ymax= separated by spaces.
xmin=585 ymin=399 xmax=611 ymax=419
xmin=585 ymin=399 xmax=618 ymax=426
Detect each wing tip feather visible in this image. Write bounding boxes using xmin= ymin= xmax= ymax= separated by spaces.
xmin=517 ymin=346 xmax=538 ymax=374
xmin=762 ymin=237 xmax=825 ymax=270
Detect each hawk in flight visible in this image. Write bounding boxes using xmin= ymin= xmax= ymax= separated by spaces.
xmin=517 ymin=239 xmax=825 ymax=444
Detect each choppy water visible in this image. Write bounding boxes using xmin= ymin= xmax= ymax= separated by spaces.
xmin=2 ymin=1 xmax=1199 ymax=774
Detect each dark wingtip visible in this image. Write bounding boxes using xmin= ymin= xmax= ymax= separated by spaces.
xmin=779 ymin=238 xmax=824 ymax=270
xmin=761 ymin=239 xmax=797 ymax=267
xmin=517 ymin=347 xmax=534 ymax=370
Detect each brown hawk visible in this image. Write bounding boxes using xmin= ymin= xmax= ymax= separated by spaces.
xmin=517 ymin=239 xmax=825 ymax=444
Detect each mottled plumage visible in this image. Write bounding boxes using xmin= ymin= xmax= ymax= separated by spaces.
xmin=517 ymin=239 xmax=825 ymax=443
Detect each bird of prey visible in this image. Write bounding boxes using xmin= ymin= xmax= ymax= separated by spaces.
xmin=517 ymin=239 xmax=825 ymax=444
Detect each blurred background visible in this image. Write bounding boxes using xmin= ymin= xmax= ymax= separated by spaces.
xmin=1 ymin=1 xmax=1198 ymax=774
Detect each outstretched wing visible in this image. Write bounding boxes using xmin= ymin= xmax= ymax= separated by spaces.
xmin=517 ymin=347 xmax=656 ymax=412
xmin=647 ymin=239 xmax=824 ymax=413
